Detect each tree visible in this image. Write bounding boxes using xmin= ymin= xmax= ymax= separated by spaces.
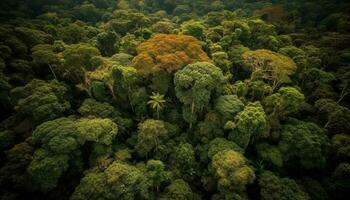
xmin=132 ymin=34 xmax=211 ymax=76
xmin=170 ymin=143 xmax=196 ymax=178
xmin=211 ymin=51 xmax=232 ymax=72
xmin=229 ymin=102 xmax=268 ymax=150
xmin=96 ymin=30 xmax=119 ymax=56
xmin=111 ymin=65 xmax=140 ymax=104
xmin=331 ymin=134 xmax=350 ymax=164
xmin=279 ymin=118 xmax=329 ymax=169
xmin=264 ymin=87 xmax=305 ymax=120
xmin=242 ymin=49 xmax=296 ymax=90
xmin=208 ymin=138 xmax=243 ymax=159
xmin=10 ymin=79 xmax=70 ymax=124
xmin=120 ymin=33 xmax=141 ymax=55
xmin=160 ymin=179 xmax=196 ymax=200
xmin=136 ymin=119 xmax=168 ymax=157
xmin=148 ymin=92 xmax=166 ymax=119
xmin=0 ymin=141 xmax=34 ymax=191
xmin=61 ymin=43 xmax=100 ymax=84
xmin=259 ymin=171 xmax=310 ymax=200
xmin=256 ymin=143 xmax=283 ymax=169
xmin=211 ymin=150 xmax=255 ymax=196
xmin=146 ymin=160 xmax=171 ymax=192
xmin=58 ymin=23 xmax=87 ymax=44
xmin=28 ymin=117 xmax=118 ymax=191
xmin=214 ymin=95 xmax=244 ymax=119
xmin=315 ymin=98 xmax=350 ymax=134
xmin=78 ymin=98 xmax=116 ymax=118
xmin=31 ymin=44 xmax=61 ymax=79
xmin=195 ymin=112 xmax=224 ymax=143
xmin=180 ymin=20 xmax=206 ymax=40
xmin=71 ymin=162 xmax=149 ymax=200
xmin=174 ymin=62 xmax=225 ymax=128
xmin=151 ymin=21 xmax=176 ymax=34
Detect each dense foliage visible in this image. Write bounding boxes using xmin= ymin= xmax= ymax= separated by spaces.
xmin=0 ymin=0 xmax=349 ymax=199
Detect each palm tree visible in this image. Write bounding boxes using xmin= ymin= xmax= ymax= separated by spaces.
xmin=147 ymin=92 xmax=166 ymax=119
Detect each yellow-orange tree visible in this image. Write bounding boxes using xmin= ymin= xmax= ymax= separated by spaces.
xmin=132 ymin=34 xmax=211 ymax=75
xmin=242 ymin=49 xmax=296 ymax=91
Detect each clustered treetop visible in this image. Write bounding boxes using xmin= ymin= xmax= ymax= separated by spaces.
xmin=132 ymin=34 xmax=211 ymax=75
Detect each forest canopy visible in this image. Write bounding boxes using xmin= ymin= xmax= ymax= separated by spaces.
xmin=0 ymin=0 xmax=349 ymax=200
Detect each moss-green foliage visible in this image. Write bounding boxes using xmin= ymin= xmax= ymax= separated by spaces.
xmin=259 ymin=171 xmax=310 ymax=200
xmin=279 ymin=119 xmax=329 ymax=169
xmin=10 ymin=79 xmax=70 ymax=123
xmin=331 ymin=134 xmax=350 ymax=163
xmin=78 ymin=98 xmax=116 ymax=118
xmin=195 ymin=112 xmax=224 ymax=143
xmin=61 ymin=43 xmax=100 ymax=84
xmin=90 ymin=81 xmax=110 ymax=102
xmin=315 ymin=98 xmax=350 ymax=134
xmin=28 ymin=117 xmax=118 ymax=191
xmin=264 ymin=87 xmax=305 ymax=119
xmin=170 ymin=143 xmax=196 ymax=177
xmin=229 ymin=102 xmax=268 ymax=150
xmin=146 ymin=160 xmax=172 ymax=191
xmin=136 ymin=119 xmax=168 ymax=157
xmin=174 ymin=62 xmax=225 ymax=127
xmin=211 ymin=150 xmax=255 ymax=195
xmin=71 ymin=162 xmax=149 ymax=200
xmin=256 ymin=143 xmax=283 ymax=168
xmin=208 ymin=138 xmax=243 ymax=158
xmin=160 ymin=179 xmax=197 ymax=200
xmin=215 ymin=95 xmax=244 ymax=119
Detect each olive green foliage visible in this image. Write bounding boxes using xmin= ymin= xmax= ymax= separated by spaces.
xmin=256 ymin=143 xmax=283 ymax=168
xmin=160 ymin=179 xmax=196 ymax=200
xmin=174 ymin=62 xmax=225 ymax=127
xmin=10 ymin=79 xmax=70 ymax=123
xmin=136 ymin=119 xmax=168 ymax=157
xmin=229 ymin=102 xmax=268 ymax=150
xmin=146 ymin=160 xmax=171 ymax=191
xmin=196 ymin=112 xmax=224 ymax=143
xmin=211 ymin=150 xmax=255 ymax=194
xmin=279 ymin=119 xmax=329 ymax=169
xmin=208 ymin=138 xmax=243 ymax=158
xmin=180 ymin=20 xmax=206 ymax=40
xmin=259 ymin=171 xmax=310 ymax=200
xmin=111 ymin=65 xmax=139 ymax=104
xmin=170 ymin=143 xmax=196 ymax=177
xmin=61 ymin=43 xmax=100 ymax=84
xmin=264 ymin=87 xmax=305 ymax=119
xmin=78 ymin=98 xmax=116 ymax=118
xmin=331 ymin=134 xmax=350 ymax=163
xmin=315 ymin=98 xmax=350 ymax=134
xmin=28 ymin=117 xmax=118 ymax=191
xmin=215 ymin=95 xmax=244 ymax=119
xmin=71 ymin=162 xmax=149 ymax=200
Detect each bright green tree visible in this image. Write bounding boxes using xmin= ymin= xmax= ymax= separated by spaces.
xmin=229 ymin=102 xmax=268 ymax=150
xmin=174 ymin=62 xmax=225 ymax=128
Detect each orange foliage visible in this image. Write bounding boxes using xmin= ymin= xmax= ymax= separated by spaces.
xmin=132 ymin=34 xmax=211 ymax=75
